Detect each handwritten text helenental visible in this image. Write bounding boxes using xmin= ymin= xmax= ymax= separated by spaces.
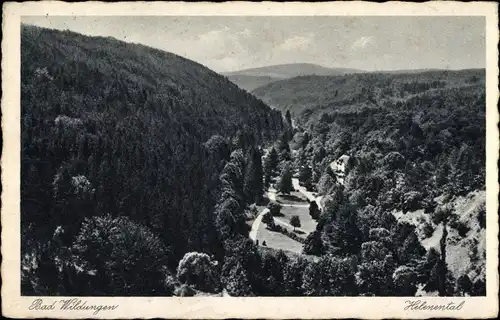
xmin=405 ymin=300 xmax=465 ymax=311
xmin=29 ymin=299 xmax=119 ymax=315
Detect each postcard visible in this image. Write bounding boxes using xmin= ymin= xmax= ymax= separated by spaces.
xmin=2 ymin=1 xmax=498 ymax=318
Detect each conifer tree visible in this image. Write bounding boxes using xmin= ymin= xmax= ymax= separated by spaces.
xmin=243 ymin=147 xmax=264 ymax=204
xmin=277 ymin=164 xmax=293 ymax=194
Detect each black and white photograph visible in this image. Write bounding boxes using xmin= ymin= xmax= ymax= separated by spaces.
xmin=2 ymin=1 xmax=499 ymax=319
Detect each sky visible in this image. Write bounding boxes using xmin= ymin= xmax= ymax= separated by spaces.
xmin=21 ymin=16 xmax=485 ymax=73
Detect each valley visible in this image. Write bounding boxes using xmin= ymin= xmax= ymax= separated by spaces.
xmin=20 ymin=24 xmax=486 ymax=298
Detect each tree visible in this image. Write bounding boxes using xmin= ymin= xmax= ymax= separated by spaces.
xmin=309 ymin=201 xmax=320 ymax=220
xmin=431 ymin=204 xmax=454 ymax=225
xmin=277 ymin=164 xmax=293 ymax=194
xmin=283 ymin=110 xmax=294 ymax=141
xmin=356 ymin=254 xmax=396 ymax=296
xmin=215 ymin=150 xmax=248 ymax=239
xmin=322 ymin=203 xmax=361 ymax=256
xmin=176 ymin=252 xmax=220 ymax=293
xmin=290 ymin=215 xmax=301 ymax=232
xmin=317 ymin=167 xmax=336 ymax=195
xmin=303 ymin=231 xmax=324 ymax=256
xmin=52 ymin=161 xmax=96 ymax=245
xmin=285 ymin=110 xmax=292 ymax=128
xmin=243 ymin=147 xmax=264 ymax=204
xmin=262 ymin=211 xmax=275 ymax=229
xmin=421 ymin=248 xmax=441 ymax=291
xmin=283 ymin=256 xmax=308 ymax=296
xmin=456 ymin=274 xmax=473 ymax=296
xmin=260 ymin=252 xmax=285 ymax=295
xmin=72 ymin=215 xmax=172 ymax=295
xmin=471 ymin=278 xmax=486 ymax=296
xmin=224 ymin=261 xmax=252 ymax=296
xmin=263 ymin=147 xmax=279 ymax=187
xmin=392 ymin=265 xmax=418 ymax=296
xmin=298 ymin=164 xmax=312 ymax=190
xmin=267 ymin=201 xmax=282 ymax=216
xmin=277 ymin=134 xmax=292 ymax=162
xmin=221 ymin=238 xmax=262 ymax=294
xmin=303 ymin=255 xmax=358 ymax=296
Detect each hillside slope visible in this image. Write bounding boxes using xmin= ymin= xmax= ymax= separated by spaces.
xmin=289 ymin=69 xmax=486 ymax=296
xmin=393 ymin=190 xmax=486 ymax=288
xmin=252 ymin=70 xmax=485 ymax=120
xmin=21 ymin=24 xmax=285 ymax=295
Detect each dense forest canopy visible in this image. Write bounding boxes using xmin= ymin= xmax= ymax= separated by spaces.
xmin=255 ymin=69 xmax=486 ymax=296
xmin=252 ymin=70 xmax=484 ymax=122
xmin=21 ymin=25 xmax=285 ymax=295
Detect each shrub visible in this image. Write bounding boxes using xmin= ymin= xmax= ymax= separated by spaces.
xmin=270 ymin=224 xmax=283 ymax=233
xmin=279 ymin=229 xmax=305 ymax=244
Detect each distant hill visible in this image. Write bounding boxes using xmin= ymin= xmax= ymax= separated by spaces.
xmin=251 ymin=69 xmax=485 ymax=122
xmin=222 ymin=74 xmax=282 ymax=92
xmin=224 ymin=63 xmax=363 ymax=92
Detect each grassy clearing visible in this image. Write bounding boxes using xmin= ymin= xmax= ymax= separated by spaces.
xmin=276 ymin=191 xmax=308 ymax=205
xmin=280 ymin=206 xmax=317 ymax=236
xmin=256 ymin=221 xmax=303 ymax=254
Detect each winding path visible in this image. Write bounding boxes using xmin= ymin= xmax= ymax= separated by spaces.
xmin=249 ymin=208 xmax=268 ymax=241
xmin=292 ymin=178 xmax=323 ymax=210
xmin=250 ymin=181 xmax=321 ymax=243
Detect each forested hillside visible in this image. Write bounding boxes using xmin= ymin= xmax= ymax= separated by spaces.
xmin=21 ymin=25 xmax=285 ymax=295
xmin=252 ymin=70 xmax=484 ymax=119
xmin=278 ymin=70 xmax=487 ymax=296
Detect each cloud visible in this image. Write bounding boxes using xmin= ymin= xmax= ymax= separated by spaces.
xmin=351 ymin=36 xmax=375 ymax=50
xmin=194 ymin=27 xmax=260 ymax=71
xmin=198 ymin=27 xmax=230 ymax=46
xmin=197 ymin=27 xmax=245 ymax=57
xmin=239 ymin=28 xmax=253 ymax=38
xmin=278 ymin=34 xmax=315 ymax=51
